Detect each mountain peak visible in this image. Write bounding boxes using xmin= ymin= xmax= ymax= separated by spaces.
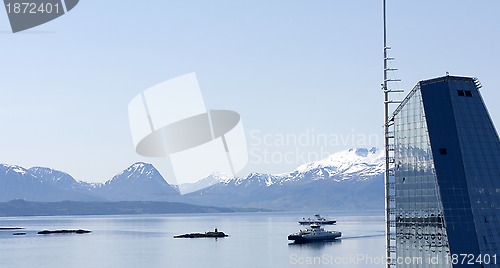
xmin=99 ymin=162 xmax=179 ymax=200
xmin=128 ymin=162 xmax=153 ymax=170
xmin=0 ymin=163 xmax=28 ymax=175
xmin=107 ymin=162 xmax=157 ymax=183
xmin=296 ymin=147 xmax=384 ymax=177
xmin=27 ymin=166 xmax=79 ymax=187
xmin=115 ymin=162 xmax=159 ymax=179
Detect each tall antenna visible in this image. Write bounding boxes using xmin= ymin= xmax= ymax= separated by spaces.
xmin=382 ymin=0 xmax=403 ymax=267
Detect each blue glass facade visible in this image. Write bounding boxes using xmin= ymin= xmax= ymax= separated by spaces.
xmin=393 ymin=76 xmax=499 ymax=267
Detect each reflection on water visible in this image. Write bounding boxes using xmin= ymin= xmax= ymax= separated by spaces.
xmin=341 ymin=233 xmax=386 ymax=240
xmin=288 ymin=239 xmax=342 ymax=249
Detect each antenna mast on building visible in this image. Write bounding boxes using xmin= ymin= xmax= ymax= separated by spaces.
xmin=382 ymin=0 xmax=403 ymax=267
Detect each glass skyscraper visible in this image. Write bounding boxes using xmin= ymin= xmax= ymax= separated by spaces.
xmin=393 ymin=75 xmax=499 ymax=267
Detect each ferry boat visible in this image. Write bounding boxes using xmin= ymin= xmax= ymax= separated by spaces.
xmin=288 ymin=224 xmax=341 ymax=243
xmin=298 ymin=214 xmax=336 ymax=225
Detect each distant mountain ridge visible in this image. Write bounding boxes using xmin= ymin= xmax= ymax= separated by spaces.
xmin=0 ymin=164 xmax=101 ymax=202
xmin=0 ymin=199 xmax=255 ymax=217
xmin=180 ymin=148 xmax=384 ymax=210
xmin=0 ymin=148 xmax=385 ymax=210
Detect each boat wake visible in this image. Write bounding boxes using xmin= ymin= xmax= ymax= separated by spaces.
xmin=340 ymin=233 xmax=385 ymax=240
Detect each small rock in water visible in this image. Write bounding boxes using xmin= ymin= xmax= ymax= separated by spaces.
xmin=13 ymin=232 xmax=26 ymax=236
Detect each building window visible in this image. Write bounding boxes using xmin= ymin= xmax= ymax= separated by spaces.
xmin=465 ymin=90 xmax=472 ymax=97
xmin=457 ymin=90 xmax=465 ymax=96
xmin=439 ymin=148 xmax=447 ymax=155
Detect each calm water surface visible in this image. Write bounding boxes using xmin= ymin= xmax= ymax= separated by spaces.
xmin=0 ymin=212 xmax=386 ymax=268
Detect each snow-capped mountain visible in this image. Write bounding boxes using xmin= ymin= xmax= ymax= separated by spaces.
xmin=0 ymin=164 xmax=41 ymax=201
xmin=180 ymin=147 xmax=385 ymax=210
xmin=94 ymin=162 xmax=179 ymax=201
xmin=29 ymin=166 xmax=88 ymax=190
xmin=294 ymin=147 xmax=384 ymax=180
xmin=205 ymin=147 xmax=384 ymax=187
xmin=0 ymin=164 xmax=101 ymax=202
xmin=0 ymin=148 xmax=386 ymax=210
xmin=177 ymin=172 xmax=232 ymax=194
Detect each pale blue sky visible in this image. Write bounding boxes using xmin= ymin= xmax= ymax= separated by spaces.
xmin=1 ymin=1 xmax=499 ymax=183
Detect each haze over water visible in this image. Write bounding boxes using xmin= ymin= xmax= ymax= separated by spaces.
xmin=0 ymin=212 xmax=385 ymax=268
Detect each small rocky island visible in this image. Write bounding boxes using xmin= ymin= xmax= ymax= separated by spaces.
xmin=37 ymin=229 xmax=91 ymax=235
xmin=174 ymin=228 xmax=228 ymax=238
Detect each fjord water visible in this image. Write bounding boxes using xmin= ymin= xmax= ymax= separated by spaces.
xmin=0 ymin=212 xmax=385 ymax=268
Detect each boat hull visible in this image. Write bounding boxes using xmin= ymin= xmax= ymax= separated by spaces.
xmin=288 ymin=232 xmax=341 ymax=243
